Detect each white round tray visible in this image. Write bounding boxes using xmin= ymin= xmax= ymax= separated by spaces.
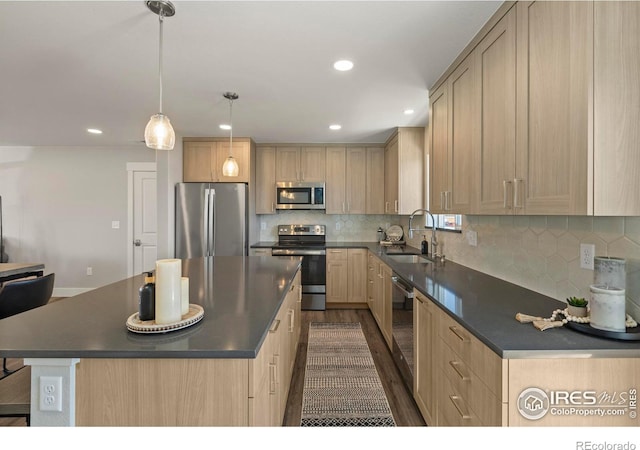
xmin=126 ymin=304 xmax=204 ymax=334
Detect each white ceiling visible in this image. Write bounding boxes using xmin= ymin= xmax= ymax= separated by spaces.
xmin=0 ymin=0 xmax=501 ymax=147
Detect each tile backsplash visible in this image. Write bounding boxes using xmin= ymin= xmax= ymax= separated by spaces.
xmin=258 ymin=212 xmax=640 ymax=320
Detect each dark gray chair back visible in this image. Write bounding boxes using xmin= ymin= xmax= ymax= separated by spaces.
xmin=0 ymin=273 xmax=55 ymax=320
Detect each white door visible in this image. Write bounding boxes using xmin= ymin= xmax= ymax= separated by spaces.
xmin=127 ymin=162 xmax=157 ymax=276
xmin=133 ymin=170 xmax=157 ymax=274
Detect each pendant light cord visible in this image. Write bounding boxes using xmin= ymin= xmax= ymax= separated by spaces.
xmin=158 ymin=12 xmax=164 ymax=114
xmin=229 ymin=97 xmax=233 ymax=157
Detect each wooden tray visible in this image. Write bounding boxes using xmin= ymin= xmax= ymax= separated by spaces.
xmin=126 ymin=304 xmax=204 ymax=334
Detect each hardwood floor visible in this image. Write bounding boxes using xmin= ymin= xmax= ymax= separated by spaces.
xmin=0 ymin=308 xmax=425 ymax=427
xmin=283 ymin=308 xmax=426 ymax=426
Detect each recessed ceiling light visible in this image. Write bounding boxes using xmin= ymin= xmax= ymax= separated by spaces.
xmin=87 ymin=128 xmax=103 ymax=134
xmin=219 ymin=124 xmax=231 ymax=130
xmin=333 ymin=60 xmax=354 ymax=71
xmin=404 ymin=109 xmax=415 ymax=115
xmin=329 ymin=124 xmax=342 ymax=130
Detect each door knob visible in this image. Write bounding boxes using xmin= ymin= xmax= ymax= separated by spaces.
xmin=134 ymin=239 xmax=142 ymax=247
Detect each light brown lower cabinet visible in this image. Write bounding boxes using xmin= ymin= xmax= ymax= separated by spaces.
xmin=411 ymin=289 xmax=640 ymax=427
xmin=75 ymin=272 xmax=301 ymax=426
xmin=327 ymin=248 xmax=367 ymax=304
xmin=366 ymin=251 xmax=392 ymax=349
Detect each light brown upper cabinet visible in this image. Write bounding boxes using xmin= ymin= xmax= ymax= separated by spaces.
xmin=366 ymin=147 xmax=386 ymax=214
xmin=183 ymin=138 xmax=251 ymax=183
xmin=255 ymin=146 xmax=276 ymax=214
xmin=475 ymin=6 xmax=517 ymax=215
xmin=325 ymin=147 xmax=347 ymax=214
xmin=346 ymin=148 xmax=367 ymax=215
xmin=325 ymin=147 xmax=367 ymax=214
xmin=429 ymin=55 xmax=477 ymax=214
xmin=594 ymin=1 xmax=640 ymax=216
xmin=275 ymin=146 xmax=326 ymax=182
xmin=471 ymin=1 xmax=591 ymax=215
xmin=384 ymin=127 xmax=424 ymax=215
xmin=515 ymin=0 xmax=592 ymax=215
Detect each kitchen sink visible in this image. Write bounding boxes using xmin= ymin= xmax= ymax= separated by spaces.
xmin=386 ymin=254 xmax=432 ymax=264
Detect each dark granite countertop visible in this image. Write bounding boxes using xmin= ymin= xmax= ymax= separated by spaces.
xmin=0 ymin=256 xmax=301 ymax=359
xmin=252 ymin=240 xmax=640 ymax=359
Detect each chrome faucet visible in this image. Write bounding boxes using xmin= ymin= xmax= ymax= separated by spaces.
xmin=408 ymin=209 xmax=439 ymax=257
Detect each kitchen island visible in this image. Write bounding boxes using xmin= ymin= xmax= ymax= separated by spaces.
xmin=0 ymin=256 xmax=302 ymax=426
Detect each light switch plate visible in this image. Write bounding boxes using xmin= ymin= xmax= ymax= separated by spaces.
xmin=111 ymin=221 xmax=120 ymax=229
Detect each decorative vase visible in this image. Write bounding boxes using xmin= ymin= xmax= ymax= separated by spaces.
xmin=567 ymin=305 xmax=588 ymax=318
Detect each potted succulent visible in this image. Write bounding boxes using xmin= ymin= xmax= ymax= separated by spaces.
xmin=566 ymin=296 xmax=589 ymax=317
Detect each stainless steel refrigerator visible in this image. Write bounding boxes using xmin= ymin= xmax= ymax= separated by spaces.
xmin=175 ymin=183 xmax=248 ymax=258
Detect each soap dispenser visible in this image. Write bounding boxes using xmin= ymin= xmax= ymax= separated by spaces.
xmin=421 ymin=235 xmax=428 ymax=255
xmin=138 ymin=271 xmax=155 ymax=321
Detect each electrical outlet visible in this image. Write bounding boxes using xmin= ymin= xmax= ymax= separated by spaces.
xmin=86 ymin=267 xmax=93 ymax=276
xmin=260 ymin=221 xmax=266 ymax=231
xmin=39 ymin=376 xmax=62 ymax=412
xmin=580 ymin=243 xmax=595 ymax=270
xmin=336 ymin=222 xmax=341 ymax=231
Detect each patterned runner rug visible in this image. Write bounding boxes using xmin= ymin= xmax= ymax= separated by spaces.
xmin=300 ymin=322 xmax=396 ymax=426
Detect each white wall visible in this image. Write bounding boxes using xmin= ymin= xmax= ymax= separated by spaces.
xmin=0 ymin=145 xmax=155 ymax=295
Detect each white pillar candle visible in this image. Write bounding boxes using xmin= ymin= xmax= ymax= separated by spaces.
xmin=589 ymin=284 xmax=626 ymax=332
xmin=155 ymin=259 xmax=182 ymax=324
xmin=181 ymin=277 xmax=190 ymax=316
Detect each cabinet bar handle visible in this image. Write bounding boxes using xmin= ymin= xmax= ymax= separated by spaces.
xmin=449 ymin=325 xmax=468 ymax=342
xmin=269 ymin=319 xmax=280 ymax=333
xmin=289 ymin=309 xmax=294 ymax=332
xmin=385 ymin=201 xmax=389 ymax=213
xmin=330 ymin=250 xmax=342 ymax=253
xmin=447 ymin=191 xmax=452 ymax=210
xmin=271 ymin=202 xmax=275 ymax=213
xmin=342 ymin=202 xmax=346 ymax=213
xmin=269 ymin=363 xmax=277 ymax=394
xmin=449 ymin=395 xmax=471 ymax=420
xmin=514 ymin=178 xmax=523 ymax=209
xmin=394 ymin=200 xmax=398 ymax=212
xmin=301 ymin=171 xmax=305 ymax=181
xmin=503 ymin=180 xmax=513 ymax=209
xmin=416 ymin=295 xmax=425 ymax=304
xmin=440 ymin=191 xmax=445 ymax=210
xmin=449 ymin=360 xmax=470 ymax=381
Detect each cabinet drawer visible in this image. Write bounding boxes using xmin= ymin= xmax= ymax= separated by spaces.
xmin=438 ymin=311 xmax=502 ymax=397
xmin=437 ymin=368 xmax=482 ymax=427
xmin=439 ymin=339 xmax=502 ymax=425
xmin=326 ymin=249 xmax=348 ymax=261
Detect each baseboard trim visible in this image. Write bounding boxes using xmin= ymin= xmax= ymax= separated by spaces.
xmin=326 ymin=303 xmax=369 ymax=310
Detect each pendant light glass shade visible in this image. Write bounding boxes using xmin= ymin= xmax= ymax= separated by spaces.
xmin=222 ymin=92 xmax=239 ymax=177
xmin=222 ymin=155 xmax=239 ymax=177
xmin=145 ymin=113 xmax=175 ymax=150
xmin=145 ymin=1 xmax=176 ymax=151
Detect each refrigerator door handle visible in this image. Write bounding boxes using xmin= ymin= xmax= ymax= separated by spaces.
xmin=209 ymin=188 xmax=216 ymax=257
xmin=204 ymin=188 xmax=211 ymax=257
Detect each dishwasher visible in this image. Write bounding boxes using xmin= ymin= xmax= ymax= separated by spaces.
xmin=391 ymin=272 xmax=414 ymax=392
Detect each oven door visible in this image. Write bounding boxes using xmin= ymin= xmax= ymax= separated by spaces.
xmin=391 ymin=273 xmax=414 ymax=391
xmin=271 ymin=249 xmax=326 ymax=311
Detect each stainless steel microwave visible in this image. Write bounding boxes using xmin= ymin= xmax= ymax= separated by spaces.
xmin=275 ymin=182 xmax=325 ymax=210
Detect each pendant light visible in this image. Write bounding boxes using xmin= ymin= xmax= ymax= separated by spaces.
xmin=222 ymin=92 xmax=239 ymax=177
xmin=144 ymin=1 xmax=176 ymax=151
